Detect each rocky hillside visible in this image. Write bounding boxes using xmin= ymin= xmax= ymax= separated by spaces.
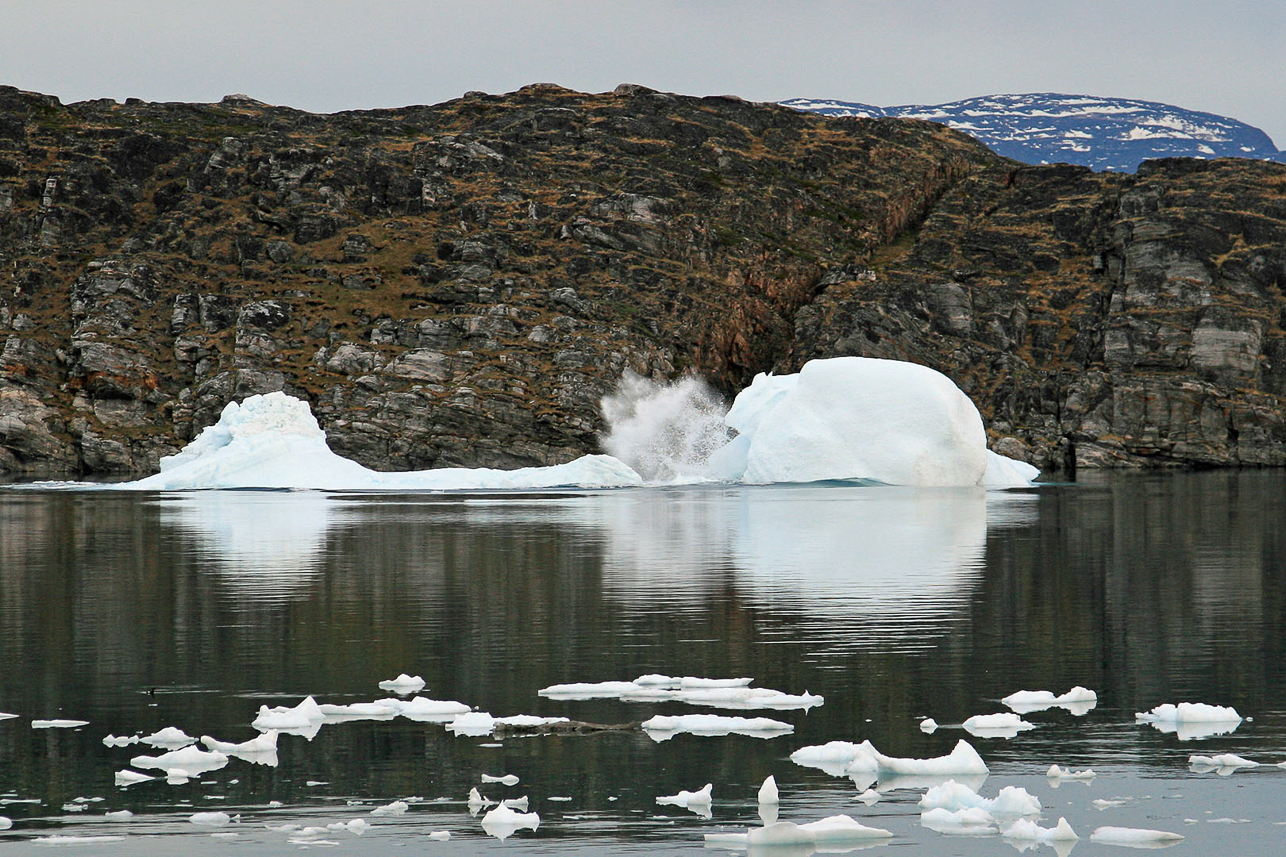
xmin=1 ymin=84 xmax=1285 ymax=478
xmin=784 ymin=93 xmax=1286 ymax=172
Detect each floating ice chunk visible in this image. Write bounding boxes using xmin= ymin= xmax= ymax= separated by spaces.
xmin=428 ymin=830 xmax=450 ymax=840
xmin=142 ymin=727 xmax=195 ymax=748
xmin=252 ymin=696 xmax=325 ymax=739
xmin=495 ymin=714 xmax=570 ymax=728
xmin=656 ymin=783 xmax=712 ymax=817
xmin=31 ymin=719 xmax=89 ymax=729
xmin=920 ymin=780 xmax=1041 ymax=817
xmin=790 ymin=740 xmax=875 ymax=777
xmin=703 ymin=831 xmax=750 ymax=847
xmin=538 ymin=676 xmax=814 ymax=710
xmin=200 ymin=731 xmax=279 ymax=765
xmin=962 ymin=712 xmax=1036 ymax=738
xmin=1093 ymin=799 xmax=1128 ymax=809
xmin=679 ymin=676 xmax=755 ymax=689
xmin=370 ymin=800 xmax=409 ymax=816
xmin=0 ymin=712 xmax=17 ymax=720
xmin=1003 ymin=817 xmax=1078 ymax=842
xmin=1090 ymin=826 xmax=1184 ymax=846
xmin=447 ymin=712 xmax=495 ymax=737
xmin=712 ymin=356 xmax=1037 ymax=488
xmin=482 ymin=774 xmax=519 ymax=786
xmin=641 ymin=714 xmax=793 ymax=741
xmin=746 ymin=815 xmax=893 ymax=847
xmin=114 ymin=769 xmax=155 ymax=786
xmin=502 ymin=796 xmax=529 ymax=812
xmin=1003 ymin=686 xmax=1097 ymax=715
xmin=757 ymin=775 xmax=778 ymax=805
xmin=103 ymin=735 xmax=141 ymax=747
xmin=317 ymin=701 xmax=400 ymax=721
xmin=384 ymin=696 xmax=471 ymax=722
xmin=190 ymin=811 xmax=231 ymax=826
xmin=120 ymin=392 xmax=643 ymax=491
xmin=378 ymin=674 xmax=426 ymax=694
xmin=468 ymin=788 xmax=493 ymax=815
xmin=104 ymin=810 xmax=133 ymax=821
xmin=480 ymin=804 xmax=539 ymax=841
xmin=857 ymin=788 xmax=882 ymax=805
xmin=874 ymin=739 xmax=990 ymax=779
xmin=130 ymin=746 xmax=229 ymax=777
xmin=538 ymin=680 xmax=642 ymax=699
xmin=1188 ymin=753 xmax=1259 ymax=775
xmin=1136 ymin=702 xmax=1242 ymax=740
xmin=1047 ymin=764 xmax=1095 ymax=780
xmin=920 ymin=718 xmax=939 ymax=733
xmin=32 ymin=835 xmax=126 ymax=845
xmin=921 ymin=806 xmax=997 ymax=834
xmin=0 ymin=816 xmax=11 ymax=829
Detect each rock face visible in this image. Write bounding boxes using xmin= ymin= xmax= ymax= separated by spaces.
xmin=0 ymin=83 xmax=1284 ymax=477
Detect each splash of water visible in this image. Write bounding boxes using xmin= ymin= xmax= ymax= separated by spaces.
xmin=600 ymin=372 xmax=732 ymax=482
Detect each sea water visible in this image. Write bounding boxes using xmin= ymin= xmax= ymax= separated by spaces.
xmin=0 ymin=471 xmax=1284 ymax=853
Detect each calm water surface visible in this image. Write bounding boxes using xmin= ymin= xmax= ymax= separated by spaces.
xmin=1 ymin=472 xmax=1284 ymax=854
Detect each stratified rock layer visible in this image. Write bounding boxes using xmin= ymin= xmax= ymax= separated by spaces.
xmin=1 ymin=83 xmax=1284 ymax=476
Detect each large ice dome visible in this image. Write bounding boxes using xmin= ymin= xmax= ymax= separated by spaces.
xmin=115 ymin=357 xmax=1038 ymax=491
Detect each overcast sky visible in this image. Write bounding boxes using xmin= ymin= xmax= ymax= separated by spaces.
xmin=5 ymin=1 xmax=1284 ymax=147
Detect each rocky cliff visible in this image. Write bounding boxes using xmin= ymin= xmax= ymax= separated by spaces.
xmin=1 ymin=84 xmax=1284 ymax=477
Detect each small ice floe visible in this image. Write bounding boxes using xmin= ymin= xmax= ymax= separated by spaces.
xmin=190 ymin=811 xmax=232 ymax=826
xmin=1093 ymin=799 xmax=1128 ymax=810
xmin=142 ymin=727 xmax=195 ymax=748
xmin=252 ymin=696 xmax=325 ymax=739
xmin=326 ymin=819 xmax=370 ymax=835
xmin=920 ymin=718 xmax=938 ymax=734
xmin=468 ymin=788 xmax=493 ymax=815
xmin=1188 ymin=753 xmax=1259 ymax=775
xmin=200 ymin=730 xmax=279 ymax=765
xmin=482 ymin=774 xmax=519 ymax=786
xmin=789 ymin=738 xmax=989 ymax=791
xmin=0 ymin=816 xmax=11 ymax=829
xmin=32 ymin=835 xmax=125 ymax=845
xmin=921 ymin=806 xmax=997 ymax=835
xmin=641 ymin=714 xmax=793 ymax=742
xmin=708 ymin=815 xmax=894 ymax=848
xmin=377 ymin=674 xmax=427 ymax=695
xmin=104 ymin=810 xmax=133 ymax=821
xmin=541 ymin=675 xmax=820 ymax=711
xmin=317 ymin=701 xmax=399 ymax=722
xmin=129 ymin=746 xmax=229 ymax=778
xmin=31 ymin=719 xmax=89 ymax=729
xmin=480 ymin=804 xmax=539 ymax=841
xmin=370 ymin=800 xmax=409 ymax=816
xmin=656 ymin=783 xmax=713 ymax=818
xmin=114 ymin=769 xmax=154 ymax=786
xmin=1090 ymin=825 xmax=1184 ymax=846
xmin=757 ymin=775 xmax=778 ymax=805
xmin=383 ymin=696 xmax=471 ymax=723
xmin=0 ymin=712 xmax=18 ymax=720
xmin=1002 ymin=686 xmax=1097 ymax=716
xmin=1002 ymin=816 xmax=1078 ymax=843
xmin=1135 ymin=702 xmax=1242 ymax=741
xmin=502 ymin=796 xmax=529 ymax=812
xmin=447 ymin=712 xmax=570 ymax=737
xmin=1047 ymin=764 xmax=1096 ymax=781
xmin=62 ymin=803 xmax=87 ymax=812
xmin=920 ymin=780 xmax=1041 ymax=817
xmin=103 ymin=735 xmax=141 ymax=747
xmin=428 ymin=830 xmax=450 ymax=840
xmin=857 ymin=788 xmax=881 ymax=805
xmin=962 ymin=712 xmax=1036 ymax=739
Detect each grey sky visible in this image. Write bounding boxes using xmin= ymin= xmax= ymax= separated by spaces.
xmin=5 ymin=0 xmax=1284 ymax=147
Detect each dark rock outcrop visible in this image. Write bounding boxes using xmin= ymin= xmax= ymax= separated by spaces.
xmin=1 ymin=83 xmax=1285 ymax=477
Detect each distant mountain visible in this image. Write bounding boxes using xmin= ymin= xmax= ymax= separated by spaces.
xmin=782 ymin=93 xmax=1286 ymax=172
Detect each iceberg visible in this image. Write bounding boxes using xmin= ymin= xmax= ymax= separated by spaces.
xmin=1188 ymin=753 xmax=1259 ymax=775
xmin=1002 ymin=686 xmax=1097 ymax=715
xmin=482 ymin=774 xmax=519 ymax=786
xmin=710 ymin=356 xmax=1037 ymax=488
xmin=1090 ymin=826 xmax=1184 ymax=846
xmin=962 ymin=712 xmax=1036 ymax=738
xmin=920 ymin=806 xmax=997 ymax=834
xmin=118 ymin=392 xmax=642 ymax=491
xmin=141 ymin=726 xmax=196 ymax=748
xmin=790 ymin=738 xmax=989 ymax=791
xmin=920 ymin=780 xmax=1041 ymax=816
xmin=1135 ymin=702 xmax=1242 ymax=740
xmin=252 ymin=695 xmax=325 ymax=738
xmin=640 ymin=713 xmax=793 ymax=741
xmin=538 ymin=675 xmax=820 ymax=710
xmin=377 ymin=674 xmax=426 ymax=694
xmin=479 ymin=804 xmax=539 ymax=841
xmin=1046 ymin=764 xmax=1095 ymax=780
xmin=655 ymin=783 xmax=712 ymax=817
xmin=200 ymin=730 xmax=280 ymax=765
xmin=129 ymin=746 xmax=229 ymax=777
xmin=31 ymin=719 xmax=89 ymax=729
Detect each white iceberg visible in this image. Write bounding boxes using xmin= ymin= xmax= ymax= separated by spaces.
xmin=113 ymin=769 xmax=154 ymax=786
xmin=705 ymin=814 xmax=892 ymax=848
xmin=920 ymin=780 xmax=1041 ymax=817
xmin=190 ymin=811 xmax=232 ymax=826
xmin=920 ymin=806 xmax=998 ymax=834
xmin=141 ymin=727 xmax=196 ymax=748
xmin=103 ymin=735 xmax=141 ymax=747
xmin=252 ymin=695 xmax=325 ymax=738
xmin=129 ymin=746 xmax=229 ymax=777
xmin=920 ymin=718 xmax=938 ymax=733
xmin=1090 ymin=826 xmax=1184 ymax=846
xmin=656 ymin=783 xmax=712 ymax=817
xmin=962 ymin=712 xmax=1036 ymax=738
xmin=757 ymin=775 xmax=778 ymax=805
xmin=1003 ymin=816 xmax=1079 ymax=842
xmin=200 ymin=731 xmax=280 ymax=765
xmin=377 ymin=674 xmax=426 ymax=694
xmin=479 ymin=804 xmax=539 ymax=841
xmin=446 ymin=712 xmax=569 ymax=737
xmin=540 ymin=675 xmax=812 ymax=710
xmin=383 ymin=696 xmax=471 ymax=722
xmin=790 ymin=738 xmax=989 ymax=791
xmin=482 ymin=774 xmax=519 ymax=786
xmin=117 ymin=392 xmax=642 ymax=491
xmin=1002 ymin=686 xmax=1097 ymax=715
xmin=370 ymin=800 xmax=409 ymax=816
xmin=1135 ymin=702 xmax=1242 ymax=740
xmin=31 ymin=719 xmax=89 ymax=729
xmin=640 ymin=714 xmax=793 ymax=741
xmin=709 ymin=356 xmax=1037 ymax=488
xmin=1188 ymin=753 xmax=1259 ymax=775
xmin=317 ymin=701 xmax=400 ymax=721
xmin=1046 ymin=764 xmax=1095 ymax=780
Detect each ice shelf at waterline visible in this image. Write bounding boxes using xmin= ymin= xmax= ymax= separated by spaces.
xmin=111 ymin=356 xmax=1038 ymax=491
